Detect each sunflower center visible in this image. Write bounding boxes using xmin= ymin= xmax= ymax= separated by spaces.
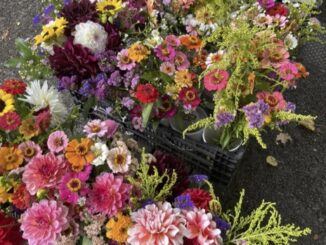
xmin=185 ymin=91 xmax=196 ymax=101
xmin=54 ymin=138 xmax=63 ymax=147
xmin=24 ymin=147 xmax=36 ymax=157
xmin=75 ymin=144 xmax=88 ymax=156
xmin=5 ymin=154 xmax=17 ymax=164
xmin=0 ymin=99 xmax=6 ymax=113
xmin=105 ymin=4 xmax=116 ymax=11
xmin=67 ymin=178 xmax=82 ymax=192
xmin=114 ymin=154 xmax=125 ymax=165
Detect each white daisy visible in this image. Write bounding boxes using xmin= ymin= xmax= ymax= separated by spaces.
xmin=91 ymin=142 xmax=109 ymax=166
xmin=20 ymin=80 xmax=67 ymax=125
xmin=107 ymin=145 xmax=131 ymax=174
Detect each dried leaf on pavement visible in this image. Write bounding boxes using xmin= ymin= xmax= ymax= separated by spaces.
xmin=276 ymin=132 xmax=293 ymax=145
xmin=299 ymin=119 xmax=316 ymax=131
xmin=266 ymin=156 xmax=278 ymax=167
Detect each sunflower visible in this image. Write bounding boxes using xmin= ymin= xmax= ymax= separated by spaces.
xmin=106 ymin=212 xmax=132 ymax=243
xmin=0 ymin=89 xmax=15 ymax=117
xmin=0 ymin=147 xmax=24 ymax=173
xmin=19 ymin=118 xmax=40 ymax=140
xmin=96 ymin=0 xmax=123 ymax=16
xmin=65 ymin=138 xmax=95 ymax=170
xmin=34 ymin=17 xmax=68 ymax=45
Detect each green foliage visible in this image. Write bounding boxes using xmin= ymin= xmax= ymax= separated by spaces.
xmin=182 ymin=116 xmax=215 ymax=138
xmin=275 ymin=111 xmax=316 ymax=122
xmin=223 ymin=190 xmax=311 ymax=245
xmin=243 ymin=126 xmax=267 ymax=149
xmin=6 ymin=38 xmax=52 ymax=81
xmin=127 ymin=149 xmax=177 ymax=207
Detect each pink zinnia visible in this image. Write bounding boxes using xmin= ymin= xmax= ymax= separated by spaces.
xmin=83 ymin=119 xmax=107 ymax=138
xmin=155 ymin=44 xmax=176 ymax=62
xmin=0 ymin=112 xmax=21 ymax=131
xmin=184 ymin=208 xmax=223 ymax=244
xmin=23 ymin=153 xmax=67 ymax=195
xmin=160 ymin=62 xmax=176 ymax=76
xmin=59 ymin=165 xmax=92 ymax=204
xmin=47 ymin=130 xmax=69 ymax=153
xmin=87 ymin=173 xmax=131 ymax=217
xmin=278 ymin=62 xmax=298 ymax=81
xmin=21 ymin=199 xmax=69 ymax=245
xmin=261 ymin=43 xmax=289 ymax=68
xmin=104 ymin=119 xmax=119 ymax=138
xmin=204 ymin=69 xmax=229 ymax=91
xmin=18 ymin=141 xmax=42 ymax=161
xmin=165 ymin=35 xmax=181 ymax=47
xmin=128 ymin=202 xmax=188 ymax=245
xmin=174 ymin=51 xmax=190 ymax=70
xmin=256 ymin=91 xmax=286 ymax=111
xmin=117 ymin=49 xmax=137 ymax=71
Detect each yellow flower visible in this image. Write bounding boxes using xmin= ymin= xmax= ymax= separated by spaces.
xmin=165 ymin=84 xmax=179 ymax=100
xmin=128 ymin=43 xmax=150 ymax=63
xmin=0 ymin=89 xmax=14 ymax=117
xmin=0 ymin=186 xmax=12 ymax=204
xmin=19 ymin=118 xmax=40 ymax=140
xmin=34 ymin=17 xmax=68 ymax=45
xmin=264 ymin=115 xmax=272 ymax=124
xmin=96 ymin=0 xmax=123 ymax=16
xmin=106 ymin=212 xmax=132 ymax=243
xmin=0 ymin=147 xmax=24 ymax=173
xmin=175 ymin=69 xmax=193 ymax=88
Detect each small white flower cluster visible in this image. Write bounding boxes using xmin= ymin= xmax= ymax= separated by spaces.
xmin=182 ymin=14 xmax=218 ymax=36
xmin=144 ymin=30 xmax=164 ymax=48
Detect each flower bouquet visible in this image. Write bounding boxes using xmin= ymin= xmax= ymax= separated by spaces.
xmin=0 ymin=79 xmax=311 ymax=244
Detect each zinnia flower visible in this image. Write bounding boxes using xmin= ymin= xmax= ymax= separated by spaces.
xmin=22 ymin=153 xmax=67 ymax=195
xmin=106 ymin=213 xmax=132 ymax=243
xmin=174 ymin=51 xmax=190 ymax=70
xmin=165 ymin=35 xmax=181 ymax=47
xmin=128 ymin=43 xmax=150 ymax=63
xmin=178 ymin=87 xmax=201 ymax=110
xmin=65 ymin=138 xmax=95 ymax=170
xmin=182 ymin=188 xmax=212 ymax=210
xmin=175 ymin=69 xmax=193 ymax=88
xmin=34 ymin=107 xmax=52 ymax=132
xmin=91 ymin=142 xmax=109 ymax=166
xmin=160 ymin=62 xmax=176 ymax=76
xmin=104 ymin=119 xmax=119 ymax=138
xmin=18 ymin=141 xmax=42 ymax=161
xmin=0 ymin=89 xmax=14 ymax=117
xmin=0 ymin=79 xmax=26 ymax=95
xmin=11 ymin=183 xmax=31 ymax=210
xmin=20 ymin=81 xmax=68 ymax=125
xmin=154 ymin=44 xmax=176 ymax=62
xmin=107 ymin=145 xmax=132 ymax=173
xmin=59 ymin=165 xmax=91 ymax=204
xmin=0 ymin=112 xmax=21 ymax=131
xmin=83 ymin=119 xmax=108 ymax=138
xmin=134 ymin=84 xmax=159 ymax=104
xmin=87 ymin=173 xmax=131 ymax=216
xmin=180 ymin=35 xmax=202 ymax=49
xmin=204 ymin=69 xmax=229 ymax=91
xmin=266 ymin=2 xmax=289 ymax=16
xmin=117 ymin=49 xmax=136 ymax=71
xmin=0 ymin=147 xmax=23 ymax=173
xmin=256 ymin=91 xmax=286 ymax=111
xmin=205 ymin=51 xmax=224 ymax=68
xmin=258 ymin=0 xmax=275 ymax=9
xmin=127 ymin=202 xmax=187 ymax=244
xmin=19 ymin=118 xmax=40 ymax=140
xmin=154 ymin=95 xmax=177 ymax=119
xmin=278 ymin=62 xmax=298 ymax=81
xmin=21 ymin=200 xmax=69 ymax=245
xmin=47 ymin=130 xmax=69 ymax=153
xmin=73 ymin=21 xmax=108 ymax=54
xmin=261 ymin=42 xmax=289 ymax=68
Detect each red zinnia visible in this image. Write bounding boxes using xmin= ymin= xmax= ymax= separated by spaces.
xmin=182 ymin=188 xmax=212 ymax=210
xmin=0 ymin=112 xmax=22 ymax=131
xmin=134 ymin=84 xmax=159 ymax=104
xmin=0 ymin=212 xmax=24 ymax=245
xmin=178 ymin=87 xmax=201 ymax=109
xmin=12 ymin=183 xmax=31 ymax=210
xmin=266 ymin=3 xmax=289 ymax=16
xmin=0 ymin=79 xmax=27 ymax=95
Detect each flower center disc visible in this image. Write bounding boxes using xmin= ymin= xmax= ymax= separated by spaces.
xmin=24 ymin=147 xmax=36 ymax=158
xmin=0 ymin=100 xmax=6 ymax=113
xmin=76 ymin=144 xmax=88 ymax=156
xmin=115 ymin=154 xmax=125 ymax=165
xmin=67 ymin=178 xmax=82 ymax=192
xmin=185 ymin=91 xmax=195 ymax=101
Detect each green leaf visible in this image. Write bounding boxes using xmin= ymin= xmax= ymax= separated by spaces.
xmin=83 ymin=96 xmax=96 ymax=118
xmin=81 ymin=236 xmax=92 ymax=245
xmin=15 ymin=38 xmax=33 ymax=57
xmin=142 ymin=103 xmax=154 ymax=128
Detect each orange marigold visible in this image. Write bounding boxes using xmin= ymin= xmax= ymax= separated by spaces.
xmin=180 ymin=35 xmax=202 ymax=50
xmin=65 ymin=138 xmax=95 ymax=170
xmin=0 ymin=147 xmax=24 ymax=173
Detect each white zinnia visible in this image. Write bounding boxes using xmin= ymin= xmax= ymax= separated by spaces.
xmin=107 ymin=146 xmax=131 ymax=174
xmin=20 ymin=80 xmax=67 ymax=125
xmin=73 ymin=21 xmax=108 ymax=54
xmin=284 ymin=33 xmax=298 ymax=50
xmin=91 ymin=142 xmax=109 ymax=166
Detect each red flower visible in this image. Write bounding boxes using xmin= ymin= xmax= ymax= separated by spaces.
xmin=182 ymin=188 xmax=212 ymax=210
xmin=12 ymin=184 xmax=31 ymax=210
xmin=0 ymin=112 xmax=22 ymax=131
xmin=0 ymin=212 xmax=25 ymax=245
xmin=35 ymin=108 xmax=52 ymax=131
xmin=267 ymin=3 xmax=289 ymax=16
xmin=134 ymin=84 xmax=159 ymax=104
xmin=0 ymin=80 xmax=26 ymax=95
xmin=178 ymin=87 xmax=201 ymax=109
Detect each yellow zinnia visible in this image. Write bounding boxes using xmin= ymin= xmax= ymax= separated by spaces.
xmin=96 ymin=0 xmax=123 ymax=16
xmin=175 ymin=69 xmax=193 ymax=88
xmin=0 ymin=89 xmax=14 ymax=117
xmin=0 ymin=147 xmax=24 ymax=173
xmin=128 ymin=43 xmax=150 ymax=63
xmin=34 ymin=17 xmax=68 ymax=45
xmin=106 ymin=212 xmax=132 ymax=243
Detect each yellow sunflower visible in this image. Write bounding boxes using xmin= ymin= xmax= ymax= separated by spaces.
xmin=96 ymin=0 xmax=123 ymax=16
xmin=34 ymin=17 xmax=68 ymax=45
xmin=0 ymin=89 xmax=15 ymax=117
xmin=106 ymin=212 xmax=132 ymax=243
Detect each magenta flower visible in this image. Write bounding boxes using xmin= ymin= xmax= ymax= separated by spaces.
xmin=59 ymin=165 xmax=92 ymax=204
xmin=278 ymin=62 xmax=298 ymax=81
xmin=179 ymin=87 xmax=201 ymax=110
xmin=104 ymin=119 xmax=119 ymax=138
xmin=47 ymin=130 xmax=69 ymax=153
xmin=203 ymin=69 xmax=229 ymax=91
xmin=174 ymin=51 xmax=190 ymax=70
xmin=155 ymin=44 xmax=176 ymax=62
xmin=23 ymin=153 xmax=67 ymax=195
xmin=83 ymin=119 xmax=108 ymax=138
xmin=117 ymin=49 xmax=137 ymax=71
xmin=21 ymin=199 xmax=69 ymax=245
xmin=258 ymin=0 xmax=275 ymax=9
xmin=18 ymin=141 xmax=42 ymax=161
xmin=87 ymin=173 xmax=131 ymax=217
xmin=165 ymin=35 xmax=181 ymax=47
xmin=160 ymin=62 xmax=176 ymax=76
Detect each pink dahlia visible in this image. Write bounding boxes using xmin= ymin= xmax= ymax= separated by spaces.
xmin=47 ymin=130 xmax=69 ymax=153
xmin=0 ymin=112 xmax=21 ymax=131
xmin=23 ymin=153 xmax=67 ymax=195
xmin=278 ymin=62 xmax=298 ymax=81
xmin=59 ymin=165 xmax=91 ymax=204
xmin=155 ymin=44 xmax=176 ymax=62
xmin=117 ymin=49 xmax=137 ymax=71
xmin=21 ymin=199 xmax=69 ymax=245
xmin=184 ymin=208 xmax=222 ymax=245
xmin=87 ymin=173 xmax=131 ymax=216
xmin=128 ymin=202 xmax=188 ymax=244
xmin=204 ymin=69 xmax=229 ymax=91
xmin=83 ymin=119 xmax=107 ymax=138
xmin=18 ymin=140 xmax=42 ymax=161
xmin=256 ymin=91 xmax=286 ymax=111
xmin=174 ymin=51 xmax=190 ymax=70
xmin=179 ymin=87 xmax=201 ymax=110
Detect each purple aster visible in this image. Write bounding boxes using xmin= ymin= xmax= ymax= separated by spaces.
xmin=107 ymin=70 xmax=122 ymax=87
xmin=174 ymin=194 xmax=194 ymax=210
xmin=174 ymin=51 xmax=190 ymax=70
xmin=117 ymin=49 xmax=136 ymax=71
xmin=258 ymin=0 xmax=275 ymax=9
xmin=243 ymin=100 xmax=270 ymax=128
xmin=188 ymin=175 xmax=208 ymax=184
xmin=57 ymin=75 xmax=78 ymax=91
xmin=121 ymin=97 xmax=135 ymax=110
xmin=215 ymin=112 xmax=235 ymax=129
xmin=154 ymin=45 xmax=176 ymax=62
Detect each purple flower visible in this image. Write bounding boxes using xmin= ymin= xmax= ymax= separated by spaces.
xmin=215 ymin=112 xmax=235 ymax=129
xmin=33 ymin=15 xmax=41 ymax=25
xmin=285 ymin=102 xmax=296 ymax=112
xmin=44 ymin=4 xmax=55 ymax=16
xmin=107 ymin=70 xmax=122 ymax=87
xmin=155 ymin=45 xmax=176 ymax=62
xmin=214 ymin=216 xmax=231 ymax=232
xmin=132 ymin=116 xmax=144 ymax=131
xmin=57 ymin=75 xmax=78 ymax=91
xmin=174 ymin=51 xmax=190 ymax=70
xmin=163 ymin=0 xmax=172 ymax=5
xmin=96 ymin=51 xmax=117 ymax=73
xmin=188 ymin=175 xmax=208 ymax=184
xmin=243 ymin=100 xmax=270 ymax=128
xmin=142 ymin=199 xmax=155 ymax=208
xmin=117 ymin=49 xmax=136 ymax=71
xmin=64 ymin=0 xmax=72 ymax=4
xmin=122 ymin=97 xmax=135 ymax=110
xmin=258 ymin=0 xmax=275 ymax=9
xmin=174 ymin=194 xmax=194 ymax=210
xmin=79 ymin=79 xmax=94 ymax=97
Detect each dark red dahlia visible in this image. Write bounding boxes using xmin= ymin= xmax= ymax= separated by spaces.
xmin=266 ymin=3 xmax=289 ymax=16
xmin=0 ymin=212 xmax=25 ymax=245
xmin=134 ymin=84 xmax=159 ymax=104
xmin=49 ymin=39 xmax=100 ymax=80
xmin=11 ymin=184 xmax=32 ymax=210
xmin=104 ymin=23 xmax=122 ymax=50
xmin=0 ymin=79 xmax=26 ymax=95
xmin=60 ymin=0 xmax=98 ymax=34
xmin=182 ymin=188 xmax=212 ymax=210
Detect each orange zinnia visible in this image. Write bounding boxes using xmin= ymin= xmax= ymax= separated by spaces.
xmin=0 ymin=147 xmax=24 ymax=173
xmin=180 ymin=35 xmax=202 ymax=50
xmin=65 ymin=138 xmax=95 ymax=170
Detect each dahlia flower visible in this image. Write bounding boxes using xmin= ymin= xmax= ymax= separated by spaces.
xmin=20 ymin=81 xmax=68 ymax=125
xmin=21 ymin=200 xmax=69 ymax=245
xmin=47 ymin=130 xmax=69 ymax=153
xmin=73 ymin=21 xmax=108 ymax=54
xmin=107 ymin=146 xmax=132 ymax=173
xmin=0 ymin=112 xmax=21 ymax=131
xmin=87 ymin=173 xmax=131 ymax=216
xmin=18 ymin=140 xmax=42 ymax=161
xmin=23 ymin=153 xmax=67 ymax=195
xmin=128 ymin=202 xmax=188 ymax=244
xmin=117 ymin=49 xmax=136 ymax=71
xmin=204 ymin=69 xmax=229 ymax=91
xmin=91 ymin=142 xmax=109 ymax=166
xmin=83 ymin=119 xmax=108 ymax=138
xmin=182 ymin=188 xmax=212 ymax=211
